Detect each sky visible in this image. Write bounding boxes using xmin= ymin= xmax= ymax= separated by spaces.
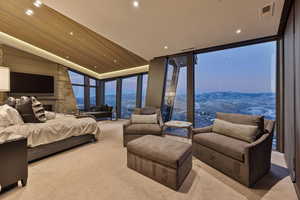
xmin=193 ymin=41 xmax=277 ymax=94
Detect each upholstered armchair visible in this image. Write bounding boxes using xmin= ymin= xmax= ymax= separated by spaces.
xmin=192 ymin=112 xmax=275 ymax=187
xmin=123 ymin=107 xmax=164 ymax=147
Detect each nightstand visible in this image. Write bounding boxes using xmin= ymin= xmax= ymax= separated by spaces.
xmin=0 ymin=137 xmax=28 ymax=191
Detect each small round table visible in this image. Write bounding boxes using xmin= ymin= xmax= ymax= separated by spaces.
xmin=163 ymin=121 xmax=193 ymax=139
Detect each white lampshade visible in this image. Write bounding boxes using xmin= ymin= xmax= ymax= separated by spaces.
xmin=0 ymin=67 xmax=10 ymax=92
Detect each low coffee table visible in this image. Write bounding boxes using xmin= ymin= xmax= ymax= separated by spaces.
xmin=164 ymin=121 xmax=193 ymax=139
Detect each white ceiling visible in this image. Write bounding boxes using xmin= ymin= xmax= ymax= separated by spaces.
xmin=43 ymin=0 xmax=285 ymax=61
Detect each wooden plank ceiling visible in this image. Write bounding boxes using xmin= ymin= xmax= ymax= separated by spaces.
xmin=0 ymin=0 xmax=148 ymax=74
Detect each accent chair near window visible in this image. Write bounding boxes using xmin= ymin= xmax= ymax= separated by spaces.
xmin=123 ymin=107 xmax=164 ymax=147
xmin=192 ymin=112 xmax=275 ymax=187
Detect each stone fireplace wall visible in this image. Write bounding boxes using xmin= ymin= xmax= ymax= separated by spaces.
xmin=55 ymin=65 xmax=77 ymax=113
xmin=0 ymin=45 xmax=77 ymax=113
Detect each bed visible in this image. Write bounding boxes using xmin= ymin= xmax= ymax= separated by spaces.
xmin=0 ymin=113 xmax=100 ymax=162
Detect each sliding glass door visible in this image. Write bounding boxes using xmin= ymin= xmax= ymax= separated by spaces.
xmin=194 ymin=41 xmax=276 ymax=145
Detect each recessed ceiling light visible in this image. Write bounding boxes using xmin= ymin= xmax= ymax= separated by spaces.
xmin=25 ymin=9 xmax=34 ymax=16
xmin=113 ymin=59 xmax=117 ymax=63
xmin=94 ymin=66 xmax=97 ymax=68
xmin=236 ymin=29 xmax=242 ymax=34
xmin=133 ymin=1 xmax=139 ymax=7
xmin=69 ymin=32 xmax=74 ymax=36
xmin=33 ymin=0 xmax=43 ymax=7
xmin=164 ymin=46 xmax=168 ymax=49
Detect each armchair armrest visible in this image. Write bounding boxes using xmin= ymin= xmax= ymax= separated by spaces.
xmin=244 ymin=133 xmax=273 ymax=185
xmin=264 ymin=120 xmax=275 ymax=134
xmin=192 ymin=125 xmax=213 ymax=135
xmin=123 ymin=120 xmax=131 ymax=130
xmin=158 ymin=114 xmax=164 ymax=129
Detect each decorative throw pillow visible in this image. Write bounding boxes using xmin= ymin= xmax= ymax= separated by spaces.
xmin=45 ymin=111 xmax=56 ymax=120
xmin=131 ymin=114 xmax=158 ymax=124
xmin=6 ymin=97 xmax=17 ymax=108
xmin=16 ymin=96 xmax=36 ymax=123
xmin=212 ymin=119 xmax=258 ymax=143
xmin=0 ymin=104 xmax=24 ymax=127
xmin=16 ymin=96 xmax=46 ymax=123
xmin=31 ymin=97 xmax=47 ymax=122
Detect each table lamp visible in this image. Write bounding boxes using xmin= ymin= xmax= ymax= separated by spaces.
xmin=0 ymin=67 xmax=10 ymax=92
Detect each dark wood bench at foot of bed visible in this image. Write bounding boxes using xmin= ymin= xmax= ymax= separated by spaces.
xmin=28 ymin=134 xmax=96 ymax=163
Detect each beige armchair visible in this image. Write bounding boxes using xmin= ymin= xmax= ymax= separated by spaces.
xmin=123 ymin=107 xmax=164 ymax=147
xmin=192 ymin=112 xmax=275 ymax=187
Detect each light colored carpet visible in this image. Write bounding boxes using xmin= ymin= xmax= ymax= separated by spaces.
xmin=0 ymin=120 xmax=297 ymax=200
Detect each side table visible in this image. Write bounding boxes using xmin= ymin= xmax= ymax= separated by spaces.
xmin=163 ymin=121 xmax=193 ymax=139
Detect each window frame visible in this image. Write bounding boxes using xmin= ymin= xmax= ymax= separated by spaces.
xmin=102 ymin=72 xmax=148 ymax=119
xmin=161 ymin=37 xmax=279 ymax=149
xmin=68 ymin=69 xmax=99 ymax=111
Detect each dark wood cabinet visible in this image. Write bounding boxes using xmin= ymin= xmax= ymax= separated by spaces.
xmin=0 ymin=137 xmax=28 ymax=191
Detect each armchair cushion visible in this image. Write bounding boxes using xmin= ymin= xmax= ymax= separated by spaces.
xmin=125 ymin=124 xmax=162 ymax=136
xmin=131 ymin=114 xmax=158 ymax=124
xmin=212 ymin=119 xmax=258 ymax=143
xmin=216 ymin=112 xmax=264 ymax=139
xmin=132 ymin=107 xmax=164 ymax=128
xmin=193 ymin=132 xmax=248 ymax=162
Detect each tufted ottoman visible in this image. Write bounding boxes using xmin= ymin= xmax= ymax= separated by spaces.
xmin=127 ymin=135 xmax=192 ymax=190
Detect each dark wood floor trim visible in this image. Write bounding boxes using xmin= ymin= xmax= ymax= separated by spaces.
xmin=278 ymin=0 xmax=295 ymax=36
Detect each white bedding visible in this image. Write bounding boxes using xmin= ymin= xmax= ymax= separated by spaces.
xmin=0 ymin=114 xmax=100 ymax=147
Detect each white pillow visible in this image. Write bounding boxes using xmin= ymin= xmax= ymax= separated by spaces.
xmin=0 ymin=105 xmax=24 ymax=127
xmin=45 ymin=111 xmax=56 ymax=120
xmin=131 ymin=114 xmax=158 ymax=124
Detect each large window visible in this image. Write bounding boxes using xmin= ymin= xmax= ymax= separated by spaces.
xmin=105 ymin=80 xmax=117 ymax=109
xmin=68 ymin=70 xmax=98 ymax=110
xmin=72 ymin=85 xmax=85 ymax=110
xmin=69 ymin=70 xmax=84 ymax=85
xmin=68 ymin=70 xmax=148 ymax=114
xmin=68 ymin=71 xmax=85 ymax=110
xmin=162 ymin=56 xmax=188 ymax=136
xmin=121 ymin=76 xmax=138 ymax=118
xmin=162 ymin=56 xmax=188 ymax=122
xmin=194 ymin=42 xmax=276 ymax=128
xmin=160 ymin=41 xmax=277 ymax=143
xmin=101 ymin=73 xmax=148 ymax=119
